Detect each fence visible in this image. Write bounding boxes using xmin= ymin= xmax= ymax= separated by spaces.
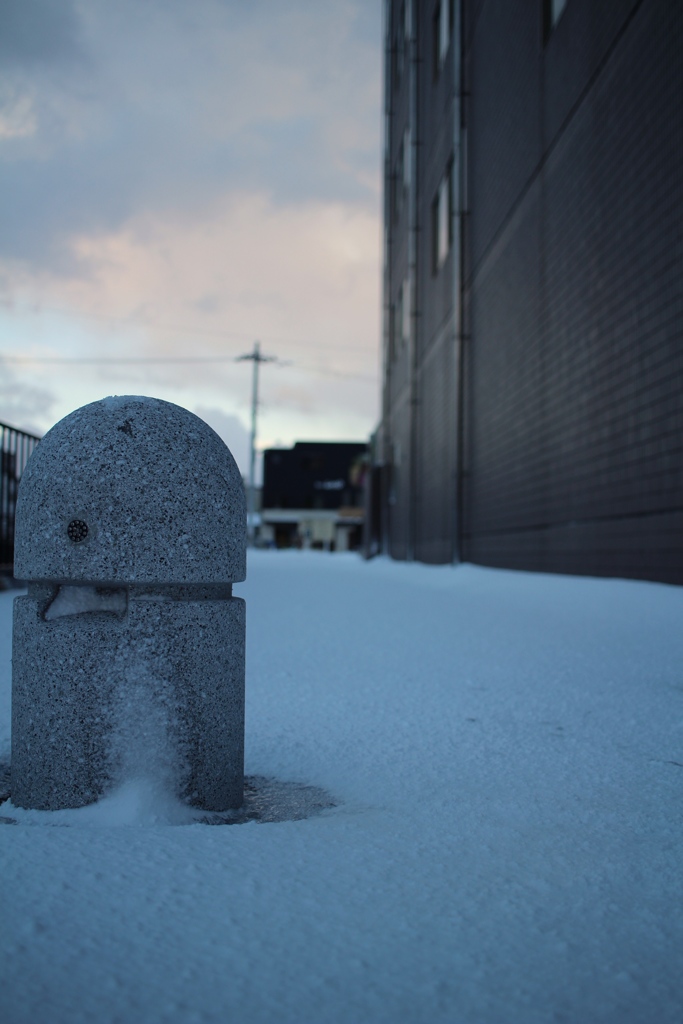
xmin=1 ymin=422 xmax=41 ymax=571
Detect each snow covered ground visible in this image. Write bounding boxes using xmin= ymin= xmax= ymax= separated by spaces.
xmin=1 ymin=551 xmax=682 ymax=1023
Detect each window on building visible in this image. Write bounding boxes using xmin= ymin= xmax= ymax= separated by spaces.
xmin=394 ymin=5 xmax=406 ymax=90
xmin=389 ymin=302 xmax=397 ymax=362
xmin=403 ymin=127 xmax=411 ymax=190
xmin=394 ymin=291 xmax=402 ymax=356
xmin=392 ymin=33 xmax=401 ymax=90
xmin=393 ymin=140 xmax=405 ymax=222
xmin=393 ymin=128 xmax=411 ymax=223
xmin=403 ymin=0 xmax=412 ymax=41
xmin=550 ymin=0 xmax=567 ymax=25
xmin=432 ymin=161 xmax=454 ymax=272
xmin=544 ymin=0 xmax=567 ymax=39
xmin=401 ymin=278 xmax=411 ymax=347
xmin=393 ymin=279 xmax=411 ymax=354
xmin=433 ymin=0 xmax=453 ymax=78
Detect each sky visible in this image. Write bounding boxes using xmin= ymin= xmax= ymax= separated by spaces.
xmin=0 ymin=0 xmax=383 ymax=478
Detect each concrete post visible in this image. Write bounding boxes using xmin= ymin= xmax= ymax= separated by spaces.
xmin=11 ymin=396 xmax=247 ymax=811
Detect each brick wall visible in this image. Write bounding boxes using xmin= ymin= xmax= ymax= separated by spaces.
xmin=462 ymin=0 xmax=683 ymax=583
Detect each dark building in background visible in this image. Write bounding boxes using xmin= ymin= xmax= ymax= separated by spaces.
xmin=261 ymin=441 xmax=367 ymax=551
xmin=376 ymin=0 xmax=683 ymax=583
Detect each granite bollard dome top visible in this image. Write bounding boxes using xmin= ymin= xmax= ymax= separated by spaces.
xmin=14 ymin=396 xmax=246 ymax=584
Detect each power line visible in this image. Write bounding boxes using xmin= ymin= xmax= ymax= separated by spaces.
xmin=296 ymin=363 xmax=376 ymax=384
xmin=0 ymin=352 xmax=376 ymax=383
xmin=2 ymin=355 xmax=244 ymax=364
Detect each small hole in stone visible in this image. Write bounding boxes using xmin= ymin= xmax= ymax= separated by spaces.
xmin=67 ymin=519 xmax=89 ymax=543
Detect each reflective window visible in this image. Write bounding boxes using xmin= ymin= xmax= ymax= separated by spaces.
xmin=433 ymin=0 xmax=453 ymax=78
xmin=544 ymin=0 xmax=567 ymax=40
xmin=401 ymin=278 xmax=411 ymax=347
xmin=432 ymin=162 xmax=454 ymax=272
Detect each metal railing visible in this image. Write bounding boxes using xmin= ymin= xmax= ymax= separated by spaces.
xmin=1 ymin=421 xmax=41 ymax=571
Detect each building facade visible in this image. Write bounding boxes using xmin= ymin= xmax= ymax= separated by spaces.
xmin=261 ymin=442 xmax=367 ymax=551
xmin=378 ymin=0 xmax=683 ymax=584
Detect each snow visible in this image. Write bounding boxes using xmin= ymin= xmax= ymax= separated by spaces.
xmin=100 ymin=395 xmax=156 ymax=408
xmin=44 ymin=585 xmax=128 ymax=620
xmin=1 ymin=552 xmax=683 ymax=1023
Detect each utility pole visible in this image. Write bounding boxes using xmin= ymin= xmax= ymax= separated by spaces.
xmin=236 ymin=341 xmax=277 ymax=545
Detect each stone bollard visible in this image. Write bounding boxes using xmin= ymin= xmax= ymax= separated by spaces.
xmin=11 ymin=396 xmax=246 ymax=812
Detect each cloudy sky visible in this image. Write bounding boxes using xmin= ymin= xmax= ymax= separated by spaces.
xmin=0 ymin=0 xmax=382 ymax=477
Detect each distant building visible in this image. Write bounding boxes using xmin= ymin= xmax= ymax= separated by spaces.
xmin=374 ymin=0 xmax=683 ymax=584
xmin=261 ymin=442 xmax=367 ymax=551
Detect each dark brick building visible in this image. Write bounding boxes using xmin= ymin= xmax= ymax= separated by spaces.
xmin=376 ymin=0 xmax=683 ymax=583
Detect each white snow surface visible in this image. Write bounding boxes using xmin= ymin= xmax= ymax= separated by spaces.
xmin=1 ymin=552 xmax=683 ymax=1023
xmin=44 ymin=585 xmax=128 ymax=620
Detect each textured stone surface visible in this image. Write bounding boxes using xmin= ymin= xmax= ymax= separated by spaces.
xmin=12 ymin=397 xmax=247 ymax=811
xmin=14 ymin=396 xmax=246 ymax=584
xmin=12 ymin=586 xmax=245 ymax=811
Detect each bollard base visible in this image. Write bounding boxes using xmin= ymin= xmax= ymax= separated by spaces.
xmin=11 ymin=588 xmax=245 ymax=812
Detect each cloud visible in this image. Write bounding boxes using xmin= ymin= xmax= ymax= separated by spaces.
xmin=0 ymin=0 xmax=381 ymax=269
xmin=0 ymin=1 xmax=382 ymax=448
xmin=0 ymin=89 xmax=37 ymax=139
xmin=0 ymin=189 xmax=381 ymax=444
xmin=0 ymin=356 xmax=56 ymax=435
xmin=0 ymin=0 xmax=83 ymax=67
xmin=5 ymin=189 xmax=380 ymax=376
